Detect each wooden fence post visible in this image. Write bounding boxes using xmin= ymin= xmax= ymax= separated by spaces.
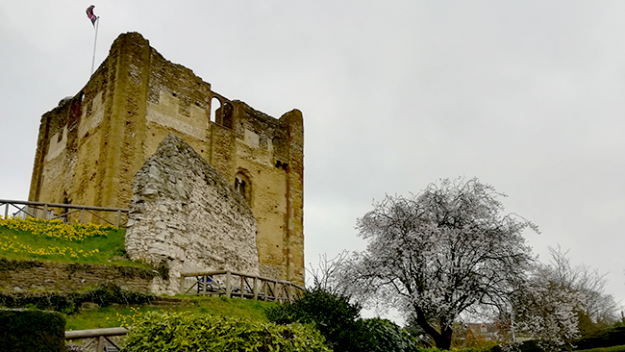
xmin=97 ymin=336 xmax=104 ymax=352
xmin=253 ymin=277 xmax=259 ymax=300
xmin=226 ymin=271 xmax=232 ymax=298
xmin=272 ymin=281 xmax=277 ymax=302
xmin=43 ymin=204 xmax=48 ymax=220
xmin=179 ymin=275 xmax=185 ymax=295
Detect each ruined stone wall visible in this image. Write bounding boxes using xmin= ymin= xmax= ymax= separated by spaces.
xmin=29 ymin=32 xmax=305 ymax=285
xmin=125 ymin=134 xmax=260 ymax=294
xmin=28 ymin=34 xmax=136 ymax=224
xmin=220 ymin=103 xmax=305 ymax=282
xmin=144 ymin=49 xmax=212 ymax=161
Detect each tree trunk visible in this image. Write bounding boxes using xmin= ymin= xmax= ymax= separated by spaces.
xmin=414 ymin=308 xmax=454 ymax=350
xmin=433 ymin=326 xmax=453 ymax=350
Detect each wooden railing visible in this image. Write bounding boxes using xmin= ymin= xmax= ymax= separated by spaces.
xmin=65 ymin=327 xmax=127 ymax=352
xmin=0 ymin=199 xmax=128 ymax=227
xmin=180 ymin=270 xmax=305 ymax=303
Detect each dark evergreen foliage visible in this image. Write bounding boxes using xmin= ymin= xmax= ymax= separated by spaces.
xmin=266 ymin=287 xmax=361 ymax=352
xmin=352 ymin=318 xmax=421 ymax=352
xmin=0 ymin=309 xmax=66 ymax=352
xmin=575 ymin=327 xmax=625 ymax=350
xmin=267 ymin=287 xmax=420 ymax=352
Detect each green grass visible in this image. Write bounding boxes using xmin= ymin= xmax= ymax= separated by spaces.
xmin=0 ymin=219 xmax=278 ymax=331
xmin=65 ymin=296 xmax=278 ymax=330
xmin=0 ymin=218 xmax=127 ymax=265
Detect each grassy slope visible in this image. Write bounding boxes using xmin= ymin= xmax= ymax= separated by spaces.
xmin=0 ymin=218 xmax=143 ymax=267
xmin=66 ymin=296 xmax=277 ymax=330
xmin=1 ymin=219 xmax=275 ymax=330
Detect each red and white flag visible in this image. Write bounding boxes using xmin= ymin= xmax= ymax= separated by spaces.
xmin=86 ymin=5 xmax=98 ymax=26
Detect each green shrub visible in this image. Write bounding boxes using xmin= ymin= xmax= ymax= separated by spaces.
xmin=576 ymin=345 xmax=625 ymax=352
xmin=352 ymin=318 xmax=420 ymax=352
xmin=0 ymin=308 xmax=66 ymax=352
xmin=266 ymin=287 xmax=361 ymax=352
xmin=575 ymin=327 xmax=625 ymax=350
xmin=122 ymin=312 xmax=331 ymax=352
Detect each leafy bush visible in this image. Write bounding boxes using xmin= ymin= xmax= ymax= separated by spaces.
xmin=576 ymin=345 xmax=625 ymax=352
xmin=266 ymin=287 xmax=361 ymax=351
xmin=422 ymin=349 xmax=492 ymax=352
xmin=0 ymin=308 xmax=66 ymax=352
xmin=352 ymin=318 xmax=420 ymax=352
xmin=122 ymin=312 xmax=331 ymax=352
xmin=493 ymin=340 xmax=560 ymax=352
xmin=575 ymin=327 xmax=625 ymax=350
xmin=266 ymin=288 xmax=420 ymax=352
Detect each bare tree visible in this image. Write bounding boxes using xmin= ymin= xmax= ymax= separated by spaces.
xmin=341 ymin=178 xmax=537 ymax=349
xmin=307 ymin=251 xmax=351 ymax=295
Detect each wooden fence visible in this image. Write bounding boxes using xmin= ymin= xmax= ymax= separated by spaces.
xmin=0 ymin=199 xmax=128 ymax=227
xmin=180 ymin=270 xmax=305 ymax=303
xmin=65 ymin=327 xmax=127 ymax=352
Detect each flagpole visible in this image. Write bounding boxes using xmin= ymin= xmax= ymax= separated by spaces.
xmin=90 ymin=17 xmax=100 ymax=76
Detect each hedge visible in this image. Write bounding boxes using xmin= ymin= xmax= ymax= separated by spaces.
xmin=0 ymin=308 xmax=66 ymax=352
xmin=123 ymin=312 xmax=331 ymax=352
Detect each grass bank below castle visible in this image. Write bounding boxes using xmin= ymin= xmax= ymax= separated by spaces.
xmin=0 ymin=217 xmax=137 ymax=266
xmin=66 ymin=295 xmax=276 ymax=331
xmin=0 ymin=218 xmax=277 ymax=331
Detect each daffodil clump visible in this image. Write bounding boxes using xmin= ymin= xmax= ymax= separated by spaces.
xmin=116 ymin=306 xmax=144 ymax=328
xmin=0 ymin=217 xmax=114 ymax=241
xmin=0 ymin=217 xmax=123 ymax=262
xmin=0 ymin=238 xmax=100 ymax=258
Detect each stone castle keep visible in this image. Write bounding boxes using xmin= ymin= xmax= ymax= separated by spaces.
xmin=28 ymin=32 xmax=304 ymax=285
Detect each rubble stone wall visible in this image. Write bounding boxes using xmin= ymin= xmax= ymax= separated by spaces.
xmin=125 ymin=134 xmax=260 ymax=294
xmin=0 ymin=261 xmax=155 ymax=293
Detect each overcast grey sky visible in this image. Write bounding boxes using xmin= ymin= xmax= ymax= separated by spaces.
xmin=0 ymin=1 xmax=623 ymax=315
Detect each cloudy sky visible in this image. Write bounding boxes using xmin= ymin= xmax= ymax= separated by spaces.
xmin=1 ymin=1 xmax=623 ymax=315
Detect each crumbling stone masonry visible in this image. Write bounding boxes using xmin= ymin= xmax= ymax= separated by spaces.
xmin=0 ymin=260 xmax=157 ymax=294
xmin=126 ymin=134 xmax=260 ymax=293
xmin=28 ymin=32 xmax=304 ymax=285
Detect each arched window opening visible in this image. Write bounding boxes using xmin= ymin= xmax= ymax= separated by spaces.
xmin=209 ymin=97 xmax=221 ymax=123
xmin=235 ymin=179 xmax=246 ymax=196
xmin=234 ymin=171 xmax=252 ymax=204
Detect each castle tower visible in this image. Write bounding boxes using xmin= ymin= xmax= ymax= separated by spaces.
xmin=28 ymin=32 xmax=304 ymax=285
